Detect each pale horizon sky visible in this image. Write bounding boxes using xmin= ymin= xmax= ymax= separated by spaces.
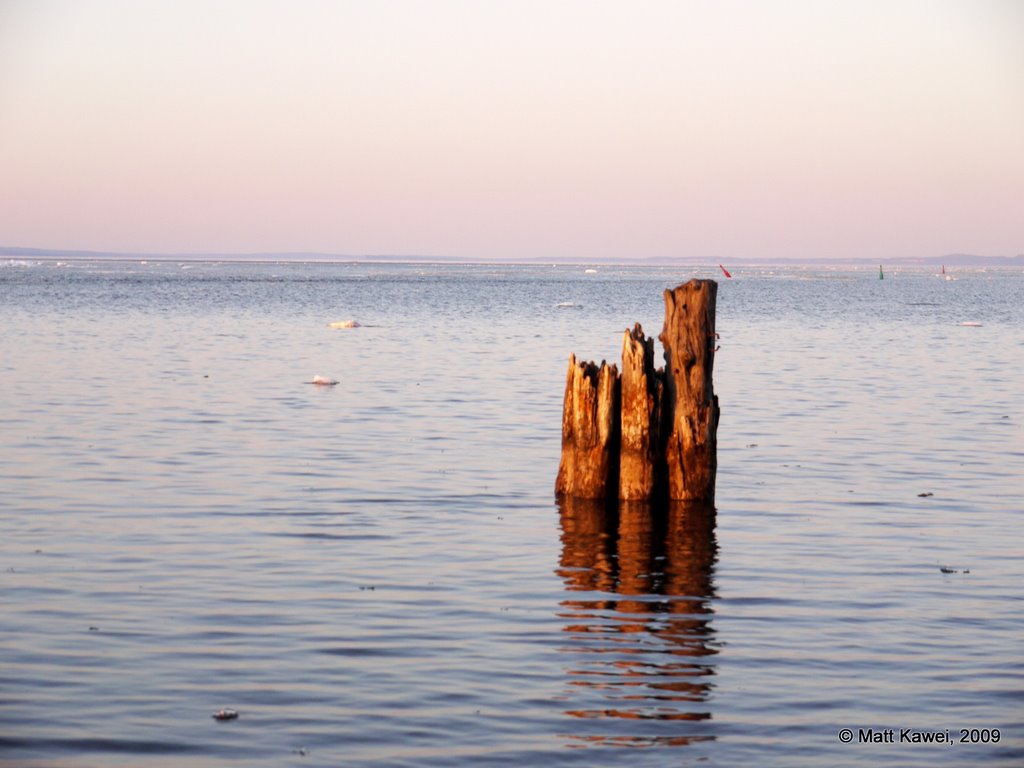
xmin=1 ymin=0 xmax=1022 ymax=261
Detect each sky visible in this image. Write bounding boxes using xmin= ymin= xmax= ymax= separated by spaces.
xmin=1 ymin=0 xmax=1022 ymax=261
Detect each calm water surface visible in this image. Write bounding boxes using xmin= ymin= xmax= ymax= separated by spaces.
xmin=1 ymin=260 xmax=1022 ymax=766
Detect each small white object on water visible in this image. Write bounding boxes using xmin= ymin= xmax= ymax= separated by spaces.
xmin=311 ymin=375 xmax=338 ymax=386
xmin=959 ymin=321 xmax=983 ymax=327
xmin=213 ymin=709 xmax=239 ymax=721
xmin=584 ymin=268 xmax=598 ymax=274
xmin=556 ymin=301 xmax=582 ymax=309
xmin=328 ymin=320 xmax=360 ymax=329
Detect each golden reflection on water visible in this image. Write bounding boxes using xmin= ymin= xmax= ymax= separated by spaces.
xmin=556 ymin=498 xmax=718 ymax=748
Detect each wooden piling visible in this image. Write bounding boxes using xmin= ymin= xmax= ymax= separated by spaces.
xmin=619 ymin=324 xmax=663 ymax=501
xmin=556 ymin=279 xmax=718 ymax=504
xmin=659 ymin=280 xmax=719 ymax=503
xmin=554 ymin=355 xmax=620 ymax=500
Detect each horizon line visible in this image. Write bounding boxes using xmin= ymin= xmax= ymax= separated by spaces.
xmin=2 ymin=245 xmax=1022 ymax=267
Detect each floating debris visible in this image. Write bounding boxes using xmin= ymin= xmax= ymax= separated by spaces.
xmin=917 ymin=492 xmax=934 ymax=497
xmin=555 ymin=301 xmax=583 ymax=309
xmin=88 ymin=626 xmax=99 ymax=631
xmin=328 ymin=320 xmax=360 ymax=329
xmin=293 ymin=748 xmax=308 ymax=756
xmin=940 ymin=567 xmax=957 ymax=574
xmin=959 ymin=321 xmax=983 ymax=327
xmin=309 ymin=375 xmax=339 ymax=386
xmin=212 ymin=709 xmax=239 ymax=721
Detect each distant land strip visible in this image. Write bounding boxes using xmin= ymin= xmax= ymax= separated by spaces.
xmin=2 ymin=246 xmax=1022 ymax=267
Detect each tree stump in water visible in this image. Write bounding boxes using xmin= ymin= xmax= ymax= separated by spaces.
xmin=619 ymin=323 xmax=664 ymax=501
xmin=556 ymin=279 xmax=719 ymax=504
xmin=659 ymin=280 xmax=719 ymax=503
xmin=554 ymin=355 xmax=620 ymax=500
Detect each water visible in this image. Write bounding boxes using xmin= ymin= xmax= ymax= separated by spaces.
xmin=1 ymin=260 xmax=1021 ymax=766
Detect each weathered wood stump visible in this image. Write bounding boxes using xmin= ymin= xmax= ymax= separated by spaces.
xmin=554 ymin=356 xmax=620 ymax=500
xmin=619 ymin=323 xmax=663 ymax=501
xmin=659 ymin=281 xmax=719 ymax=503
xmin=556 ymin=279 xmax=719 ymax=504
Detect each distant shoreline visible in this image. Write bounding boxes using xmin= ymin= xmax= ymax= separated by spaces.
xmin=2 ymin=246 xmax=1022 ymax=268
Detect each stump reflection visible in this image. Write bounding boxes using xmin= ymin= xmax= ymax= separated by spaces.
xmin=556 ymin=497 xmax=718 ymax=748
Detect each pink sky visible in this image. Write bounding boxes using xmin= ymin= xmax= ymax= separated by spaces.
xmin=1 ymin=0 xmax=1022 ymax=261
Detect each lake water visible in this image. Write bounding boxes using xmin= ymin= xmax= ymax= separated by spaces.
xmin=1 ymin=259 xmax=1021 ymax=767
